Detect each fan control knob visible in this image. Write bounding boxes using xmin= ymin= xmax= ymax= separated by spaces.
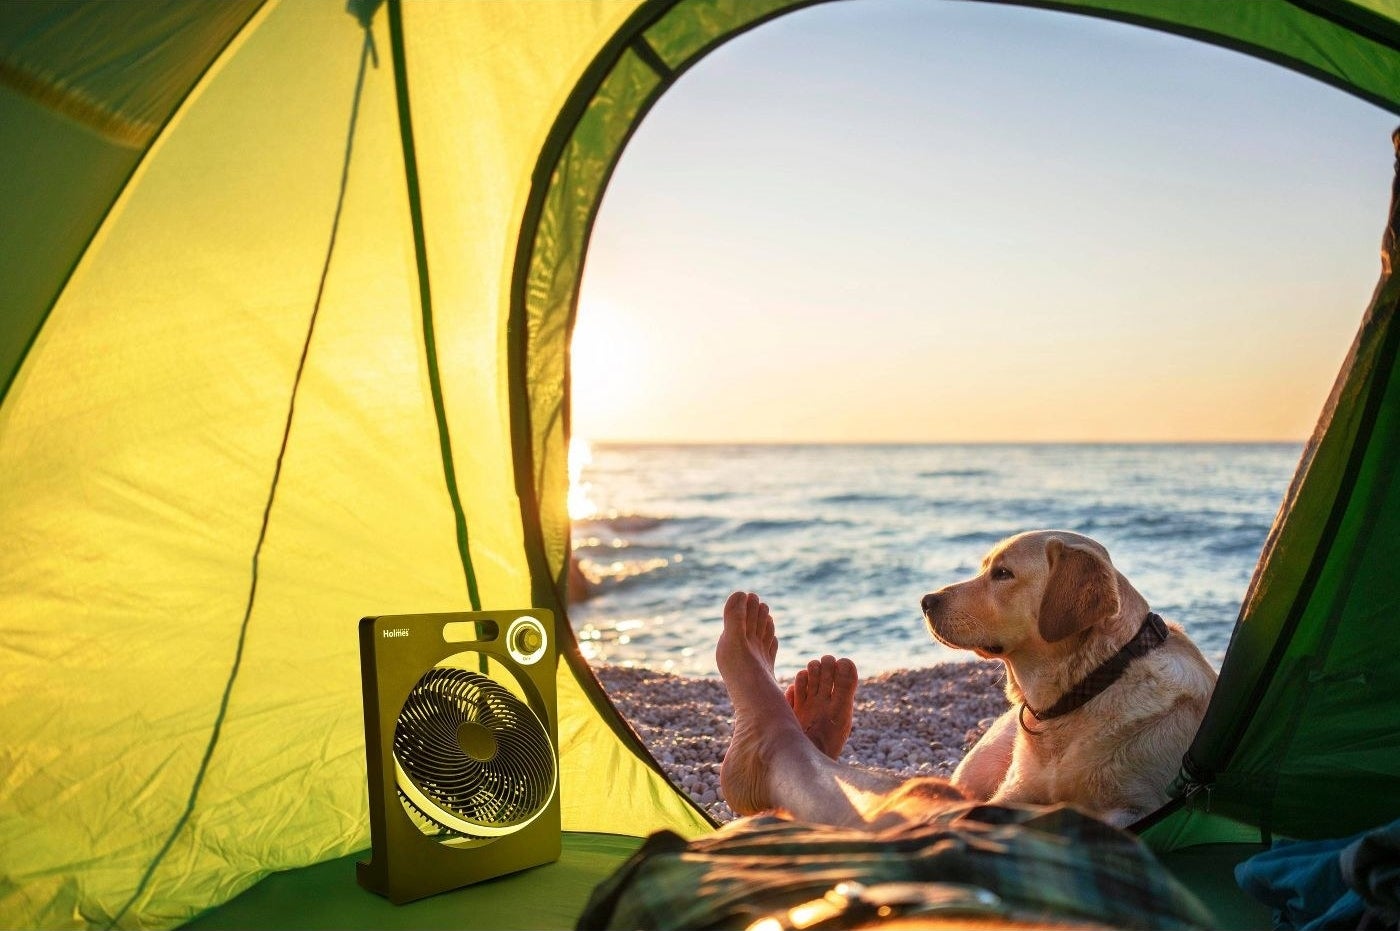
xmin=506 ymin=616 xmax=548 ymax=665
xmin=514 ymin=626 xmax=542 ymax=655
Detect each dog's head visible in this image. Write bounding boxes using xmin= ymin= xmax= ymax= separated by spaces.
xmin=920 ymin=530 xmax=1121 ymax=659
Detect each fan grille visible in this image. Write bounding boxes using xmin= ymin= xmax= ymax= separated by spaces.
xmin=394 ymin=666 xmax=555 ymax=837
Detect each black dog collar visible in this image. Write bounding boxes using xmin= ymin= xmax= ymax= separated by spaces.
xmin=1019 ymin=612 xmax=1169 ymax=734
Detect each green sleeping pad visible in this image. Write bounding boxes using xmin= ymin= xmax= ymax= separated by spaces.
xmin=182 ymin=832 xmax=643 ymax=930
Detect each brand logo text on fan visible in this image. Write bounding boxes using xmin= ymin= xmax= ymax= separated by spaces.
xmin=382 ymin=628 xmax=410 ymax=638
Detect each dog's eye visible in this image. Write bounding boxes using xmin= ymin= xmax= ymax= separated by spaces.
xmin=991 ymin=566 xmax=1014 ymax=581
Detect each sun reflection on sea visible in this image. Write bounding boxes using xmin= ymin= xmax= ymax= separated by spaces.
xmin=569 ymin=436 xmax=691 ymax=671
xmin=577 ymin=619 xmax=687 ymax=672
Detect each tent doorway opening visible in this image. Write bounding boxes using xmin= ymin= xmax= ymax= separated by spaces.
xmin=558 ymin=0 xmax=1394 ymax=822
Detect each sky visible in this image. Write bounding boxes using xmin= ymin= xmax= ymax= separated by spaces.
xmin=571 ymin=0 xmax=1398 ymax=444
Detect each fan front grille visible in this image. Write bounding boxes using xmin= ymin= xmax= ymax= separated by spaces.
xmin=394 ymin=666 xmax=555 ymax=837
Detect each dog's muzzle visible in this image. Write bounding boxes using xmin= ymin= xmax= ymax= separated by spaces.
xmin=920 ymin=592 xmax=945 ymax=636
xmin=921 ymin=592 xmax=1003 ymax=655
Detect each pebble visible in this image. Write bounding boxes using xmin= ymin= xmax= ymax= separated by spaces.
xmin=593 ymin=660 xmax=1008 ymax=823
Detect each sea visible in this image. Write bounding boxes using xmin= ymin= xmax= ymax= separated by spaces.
xmin=568 ymin=442 xmax=1303 ymax=678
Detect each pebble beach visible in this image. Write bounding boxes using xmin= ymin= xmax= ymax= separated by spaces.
xmin=593 ymin=660 xmax=1010 ymax=823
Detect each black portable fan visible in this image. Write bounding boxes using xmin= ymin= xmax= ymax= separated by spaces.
xmin=357 ymin=610 xmax=561 ymax=904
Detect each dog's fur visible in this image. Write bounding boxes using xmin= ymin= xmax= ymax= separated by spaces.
xmin=921 ymin=530 xmax=1216 ymax=827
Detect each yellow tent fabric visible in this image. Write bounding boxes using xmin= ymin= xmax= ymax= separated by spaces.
xmin=1 ymin=3 xmax=705 ymax=928
xmin=4 ymin=1 xmax=1400 ymax=929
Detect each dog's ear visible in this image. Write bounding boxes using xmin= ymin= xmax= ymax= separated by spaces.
xmin=1038 ymin=538 xmax=1121 ymax=642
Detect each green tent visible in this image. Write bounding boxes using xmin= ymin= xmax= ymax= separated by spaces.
xmin=2 ymin=1 xmax=1398 ymax=928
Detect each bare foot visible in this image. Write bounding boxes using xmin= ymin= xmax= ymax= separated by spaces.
xmin=716 ymin=592 xmax=806 ymax=816
xmin=785 ymin=655 xmax=858 ymax=759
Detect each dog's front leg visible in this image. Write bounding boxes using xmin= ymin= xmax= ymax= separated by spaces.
xmin=951 ymin=708 xmax=1017 ymax=800
xmin=1097 ymin=808 xmax=1148 ymax=828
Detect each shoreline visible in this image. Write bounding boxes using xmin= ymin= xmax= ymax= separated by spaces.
xmin=593 ymin=660 xmax=1010 ymax=823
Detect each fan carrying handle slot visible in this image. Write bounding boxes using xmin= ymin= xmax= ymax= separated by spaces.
xmin=442 ymin=620 xmax=499 ymax=643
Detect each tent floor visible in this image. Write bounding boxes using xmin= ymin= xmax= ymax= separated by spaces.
xmin=182 ymin=832 xmax=643 ymax=930
xmin=183 ymin=833 xmax=1271 ymax=930
xmin=1157 ymin=843 xmax=1272 ymax=929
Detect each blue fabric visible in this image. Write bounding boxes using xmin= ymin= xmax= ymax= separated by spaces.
xmin=1235 ymin=835 xmax=1364 ymax=929
xmin=1236 ymin=818 xmax=1400 ymax=930
xmin=1341 ymin=820 xmax=1400 ymax=925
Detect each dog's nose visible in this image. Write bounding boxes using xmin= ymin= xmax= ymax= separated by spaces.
xmin=920 ymin=592 xmax=942 ymax=615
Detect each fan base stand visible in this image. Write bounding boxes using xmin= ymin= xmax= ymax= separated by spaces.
xmin=356 ymin=822 xmax=562 ymax=905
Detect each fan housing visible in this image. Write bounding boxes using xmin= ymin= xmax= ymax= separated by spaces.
xmin=357 ymin=611 xmax=561 ymax=904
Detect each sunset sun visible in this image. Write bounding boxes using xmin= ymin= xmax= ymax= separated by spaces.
xmin=569 ymin=296 xmax=649 ymax=443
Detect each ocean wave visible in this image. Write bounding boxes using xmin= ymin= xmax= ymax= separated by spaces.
xmin=791 ymin=556 xmax=853 ymax=585
xmin=732 ymin=517 xmax=853 ymax=534
xmin=918 ymin=468 xmax=994 ymax=479
xmin=1202 ymin=525 xmax=1271 ymax=558
xmin=816 ymin=492 xmax=917 ymax=505
xmin=588 ymin=514 xmax=665 ymax=533
xmin=1076 ymin=509 xmax=1268 ymax=545
xmin=949 ymin=496 xmax=1060 ymax=518
xmin=573 ymin=513 xmax=723 ymax=537
xmin=1076 ymin=514 xmax=1192 ymax=541
xmin=942 ymin=530 xmax=1016 ymax=547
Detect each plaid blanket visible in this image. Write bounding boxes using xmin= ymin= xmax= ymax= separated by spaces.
xmin=579 ymin=803 xmax=1213 ymax=930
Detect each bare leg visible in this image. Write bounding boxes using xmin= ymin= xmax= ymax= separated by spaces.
xmin=717 ymin=592 xmax=966 ymax=828
xmin=785 ymin=655 xmax=858 ymax=759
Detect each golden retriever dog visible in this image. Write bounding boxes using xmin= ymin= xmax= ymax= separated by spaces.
xmin=921 ymin=530 xmax=1216 ymax=827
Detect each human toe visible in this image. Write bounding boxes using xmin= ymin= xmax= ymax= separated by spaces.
xmin=792 ymin=668 xmax=811 ymax=705
xmin=723 ymin=591 xmax=749 ymax=625
xmin=834 ymin=657 xmax=858 ymax=692
xmin=745 ymin=593 xmax=766 ymax=634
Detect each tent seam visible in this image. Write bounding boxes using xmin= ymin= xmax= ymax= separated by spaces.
xmin=629 ymin=36 xmax=673 ymax=79
xmin=107 ymin=25 xmax=378 ymax=929
xmin=387 ymin=0 xmax=482 ymax=611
